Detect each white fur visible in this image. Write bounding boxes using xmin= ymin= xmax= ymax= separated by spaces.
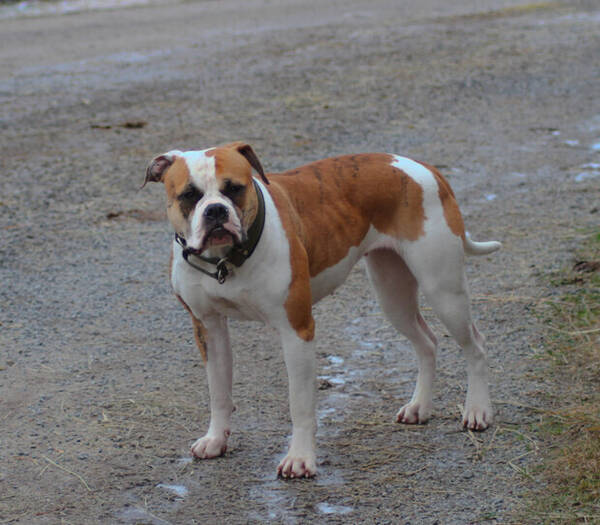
xmin=464 ymin=232 xmax=502 ymax=255
xmin=391 ymin=155 xmax=447 ymax=237
xmin=183 ymin=149 xmax=217 ymax=189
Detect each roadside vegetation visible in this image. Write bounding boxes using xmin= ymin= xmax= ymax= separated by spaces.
xmin=523 ymin=231 xmax=600 ymax=523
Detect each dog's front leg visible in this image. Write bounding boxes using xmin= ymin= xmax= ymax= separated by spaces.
xmin=277 ymin=329 xmax=317 ymax=478
xmin=191 ymin=314 xmax=234 ymax=460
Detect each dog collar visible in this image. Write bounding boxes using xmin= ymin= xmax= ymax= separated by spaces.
xmin=175 ymin=178 xmax=266 ymax=284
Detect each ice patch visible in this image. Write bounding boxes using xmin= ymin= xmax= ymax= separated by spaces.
xmin=564 ymin=139 xmax=580 ymax=146
xmin=319 ymin=407 xmax=337 ymax=417
xmin=319 ymin=374 xmax=346 ymax=386
xmin=575 ymin=172 xmax=599 ymax=182
xmin=485 ymin=194 xmax=497 ymax=201
xmin=591 ymin=142 xmax=600 ymax=151
xmin=317 ymin=502 xmax=354 ymax=515
xmin=0 ymin=0 xmax=155 ymax=19
xmin=156 ymin=483 xmax=188 ymax=498
xmin=327 ymin=355 xmax=344 ymax=365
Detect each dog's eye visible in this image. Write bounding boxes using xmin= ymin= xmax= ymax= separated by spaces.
xmin=179 ymin=187 xmax=203 ymax=202
xmin=222 ymin=180 xmax=245 ymax=199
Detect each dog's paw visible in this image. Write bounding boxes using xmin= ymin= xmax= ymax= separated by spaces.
xmin=191 ymin=430 xmax=230 ymax=459
xmin=396 ymin=401 xmax=431 ymax=424
xmin=462 ymin=405 xmax=493 ymax=431
xmin=277 ymin=453 xmax=317 ymax=479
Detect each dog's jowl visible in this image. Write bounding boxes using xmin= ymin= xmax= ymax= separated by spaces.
xmin=144 ymin=141 xmax=501 ymax=478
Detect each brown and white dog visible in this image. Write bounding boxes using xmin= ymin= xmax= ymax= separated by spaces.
xmin=143 ymin=142 xmax=501 ymax=478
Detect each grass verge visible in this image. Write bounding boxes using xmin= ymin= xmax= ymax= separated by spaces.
xmin=522 ymin=231 xmax=600 ymax=523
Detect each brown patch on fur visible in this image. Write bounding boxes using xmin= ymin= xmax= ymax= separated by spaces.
xmin=419 ymin=161 xmax=465 ymax=238
xmin=163 ymin=157 xmax=191 ymax=197
xmin=268 ymin=154 xmax=425 ymax=278
xmin=163 ymin=157 xmax=192 ymax=235
xmin=217 ymin=141 xmax=268 ymax=184
xmin=176 ymin=294 xmax=208 ymax=362
xmin=284 ymin=239 xmax=315 ymax=342
xmin=193 ymin=320 xmax=208 ymax=363
xmin=266 ymin=183 xmax=315 ymax=341
xmin=208 ymin=145 xmax=252 ymax=181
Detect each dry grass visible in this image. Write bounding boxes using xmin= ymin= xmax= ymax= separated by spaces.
xmin=520 ymin=231 xmax=600 ymax=523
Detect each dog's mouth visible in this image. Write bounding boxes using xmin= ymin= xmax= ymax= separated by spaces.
xmin=205 ymin=227 xmax=235 ymax=247
xmin=182 ymin=226 xmax=239 ymax=257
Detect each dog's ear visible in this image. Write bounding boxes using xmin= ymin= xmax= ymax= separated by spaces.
xmin=141 ymin=153 xmax=177 ymax=188
xmin=229 ymin=142 xmax=269 ymax=185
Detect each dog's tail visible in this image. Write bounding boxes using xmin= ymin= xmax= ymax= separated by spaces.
xmin=463 ymin=232 xmax=502 ymax=256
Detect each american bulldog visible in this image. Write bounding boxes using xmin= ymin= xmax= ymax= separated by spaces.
xmin=143 ymin=141 xmax=501 ymax=478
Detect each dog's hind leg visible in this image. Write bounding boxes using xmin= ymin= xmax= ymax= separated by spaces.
xmin=404 ymin=238 xmax=493 ymax=430
xmin=365 ymin=248 xmax=438 ymax=424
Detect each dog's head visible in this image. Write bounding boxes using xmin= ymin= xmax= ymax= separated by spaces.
xmin=143 ymin=142 xmax=268 ymax=256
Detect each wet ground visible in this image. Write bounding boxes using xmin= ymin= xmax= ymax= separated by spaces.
xmin=1 ymin=0 xmax=599 ymax=523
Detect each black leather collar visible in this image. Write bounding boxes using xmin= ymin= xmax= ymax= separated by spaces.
xmin=175 ymin=179 xmax=266 ymax=284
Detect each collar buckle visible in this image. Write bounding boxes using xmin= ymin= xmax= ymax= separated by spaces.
xmin=175 ymin=233 xmax=187 ymax=248
xmin=215 ymin=259 xmax=229 ymax=284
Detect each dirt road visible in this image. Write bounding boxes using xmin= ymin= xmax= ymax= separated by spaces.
xmin=1 ymin=0 xmax=599 ymax=523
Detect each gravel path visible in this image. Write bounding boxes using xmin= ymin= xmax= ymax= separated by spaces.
xmin=1 ymin=0 xmax=599 ymax=523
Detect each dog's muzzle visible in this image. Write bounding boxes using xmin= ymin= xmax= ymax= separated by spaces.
xmin=203 ymin=203 xmax=229 ymax=225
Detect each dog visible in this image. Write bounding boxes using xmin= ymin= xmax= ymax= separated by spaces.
xmin=143 ymin=141 xmax=501 ymax=478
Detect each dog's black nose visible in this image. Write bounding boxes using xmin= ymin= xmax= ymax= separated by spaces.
xmin=203 ymin=203 xmax=229 ymax=223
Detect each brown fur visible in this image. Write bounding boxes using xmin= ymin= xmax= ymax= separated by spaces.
xmin=217 ymin=141 xmax=269 ymax=184
xmin=268 ymin=154 xmax=429 ymax=278
xmin=176 ymin=293 xmax=208 ymax=362
xmin=267 ymin=183 xmax=316 ymax=341
xmin=164 ymin=157 xmax=193 ymax=236
xmin=264 ymin=153 xmax=465 ymax=338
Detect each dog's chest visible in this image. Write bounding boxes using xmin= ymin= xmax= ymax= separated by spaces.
xmin=175 ymin=274 xmax=269 ymax=322
xmin=171 ymin=250 xmax=289 ymax=323
xmin=203 ymin=288 xmax=267 ymax=321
